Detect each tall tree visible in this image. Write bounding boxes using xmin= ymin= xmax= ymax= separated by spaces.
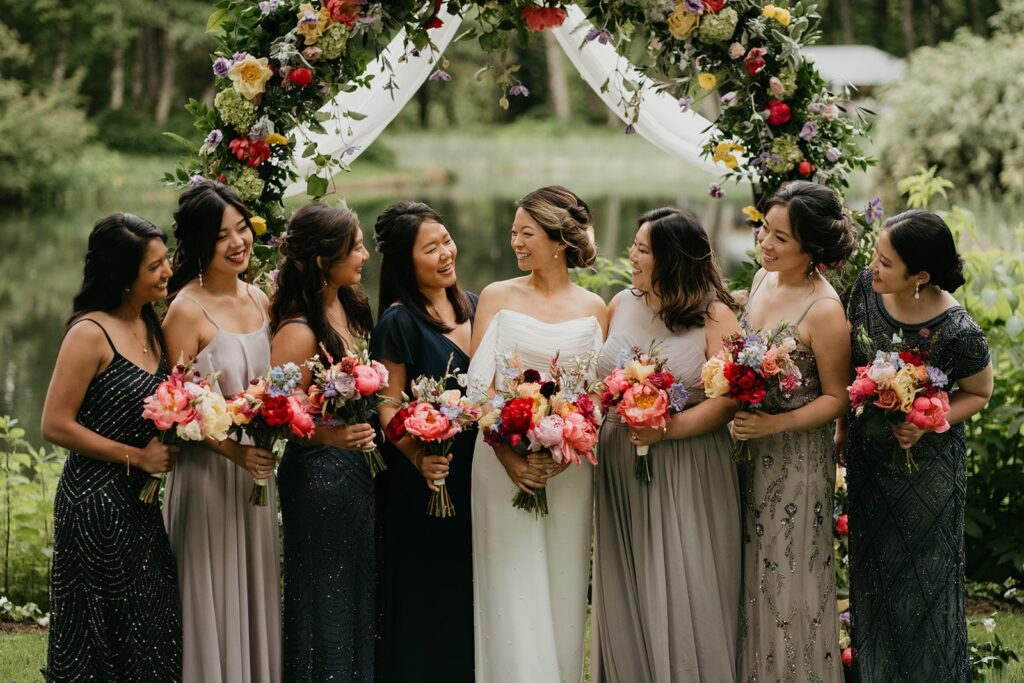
xmin=839 ymin=0 xmax=856 ymax=43
xmin=542 ymin=31 xmax=570 ymax=122
xmin=154 ymin=19 xmax=177 ymax=124
xmin=901 ymin=0 xmax=916 ymax=51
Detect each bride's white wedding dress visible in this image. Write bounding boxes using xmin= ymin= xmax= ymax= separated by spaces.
xmin=469 ymin=309 xmax=602 ymax=683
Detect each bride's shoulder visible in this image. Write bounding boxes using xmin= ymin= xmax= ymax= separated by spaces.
xmin=571 ymin=284 xmax=608 ymax=322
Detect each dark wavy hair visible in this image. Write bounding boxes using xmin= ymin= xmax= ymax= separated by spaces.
xmin=636 ymin=207 xmax=739 ymax=330
xmin=270 ymin=203 xmax=373 ymax=360
xmin=515 ymin=185 xmax=598 ymax=269
xmin=883 ymin=210 xmax=966 ymax=292
xmin=168 ymin=181 xmax=253 ymax=295
xmin=67 ymin=213 xmax=167 ymax=353
xmin=374 ymin=201 xmax=473 ymax=332
xmin=765 ymin=180 xmax=858 ymax=270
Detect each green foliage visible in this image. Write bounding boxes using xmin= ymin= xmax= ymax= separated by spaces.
xmin=0 ymin=417 xmax=65 ymax=607
xmin=0 ymin=597 xmax=46 ymax=625
xmin=968 ymin=619 xmax=1021 ymax=678
xmin=92 ymin=108 xmax=201 ymax=156
xmin=571 ymin=256 xmax=633 ymax=300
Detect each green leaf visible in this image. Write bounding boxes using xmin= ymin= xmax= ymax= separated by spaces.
xmin=346 ymin=110 xmax=367 ymax=121
xmin=161 ymin=132 xmax=197 ymax=152
xmin=206 ymin=8 xmax=230 ymax=35
xmin=306 ymin=175 xmax=328 ymax=197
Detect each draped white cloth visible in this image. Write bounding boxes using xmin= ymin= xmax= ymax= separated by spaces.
xmin=284 ymin=3 xmax=725 ymax=198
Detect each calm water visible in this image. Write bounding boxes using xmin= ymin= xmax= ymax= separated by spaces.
xmin=0 ymin=186 xmax=754 ymax=446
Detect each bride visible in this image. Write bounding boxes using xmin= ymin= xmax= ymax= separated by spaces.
xmin=469 ymin=185 xmax=607 ymax=682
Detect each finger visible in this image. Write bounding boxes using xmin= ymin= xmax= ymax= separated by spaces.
xmin=515 ymin=481 xmax=534 ymax=495
xmin=426 ymin=480 xmax=439 ymax=492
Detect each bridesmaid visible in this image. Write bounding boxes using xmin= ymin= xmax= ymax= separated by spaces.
xmin=843 ymin=210 xmax=991 ymax=681
xmin=42 ymin=213 xmax=181 ymax=681
xmin=270 ymin=202 xmax=377 ymax=682
xmin=370 ymin=202 xmax=477 ymax=683
xmin=734 ymin=181 xmax=855 ymax=682
xmin=161 ymin=181 xmax=281 ymax=683
xmin=592 ymin=208 xmax=743 ymax=682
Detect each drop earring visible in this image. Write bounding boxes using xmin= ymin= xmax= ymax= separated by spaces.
xmin=914 ymin=282 xmax=921 ymax=300
xmin=199 ymin=272 xmax=204 ymax=288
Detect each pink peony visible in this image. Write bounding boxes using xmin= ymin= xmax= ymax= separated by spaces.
xmin=353 ymin=364 xmax=383 ymax=395
xmin=528 ymin=415 xmax=565 ymax=450
xmin=604 ymin=368 xmax=630 ymax=395
xmin=616 ymin=383 xmax=670 ymax=430
xmin=370 ymin=360 xmax=390 ymax=388
xmin=906 ymin=393 xmax=951 ymax=433
xmin=404 ymin=402 xmax=458 ymax=442
xmin=142 ymin=378 xmax=194 ymax=430
xmin=848 ymin=373 xmax=877 ymax=405
xmin=780 ymin=371 xmax=801 ymax=395
xmin=287 ymin=396 xmax=315 ymax=438
xmin=562 ymin=411 xmax=598 ymax=465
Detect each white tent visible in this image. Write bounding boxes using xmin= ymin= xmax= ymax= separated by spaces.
xmin=803 ymin=45 xmax=905 ymax=89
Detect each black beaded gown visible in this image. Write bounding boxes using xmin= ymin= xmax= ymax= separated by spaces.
xmin=48 ymin=320 xmax=182 ymax=683
xmin=277 ymin=324 xmax=376 ymax=682
xmin=370 ymin=297 xmax=477 ymax=683
xmin=846 ymin=268 xmax=990 ymax=682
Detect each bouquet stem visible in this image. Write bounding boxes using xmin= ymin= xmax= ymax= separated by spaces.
xmin=512 ymin=488 xmax=549 ymax=518
xmin=249 ymin=478 xmax=269 ymax=506
xmin=427 ymin=478 xmax=455 ymax=518
xmin=139 ymin=473 xmax=165 ymax=504
xmin=732 ymin=437 xmax=753 ymax=462
xmin=893 ymin=445 xmax=918 ymax=472
xmin=634 ymin=444 xmax=651 ymax=484
xmin=364 ymin=447 xmax=387 ymax=478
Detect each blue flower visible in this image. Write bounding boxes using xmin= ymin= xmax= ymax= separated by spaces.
xmin=586 ymin=28 xmax=612 ymax=44
xmin=668 ymin=384 xmax=689 ymax=412
xmin=440 ymin=404 xmax=462 ymax=420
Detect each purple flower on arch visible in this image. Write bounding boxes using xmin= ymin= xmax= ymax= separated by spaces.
xmin=508 ymin=84 xmax=530 ymax=97
xmin=678 ymin=95 xmax=694 ymax=112
xmin=683 ymin=0 xmax=705 ymax=14
xmin=258 ymin=0 xmax=279 ymax=15
xmin=429 ymin=69 xmax=452 ymax=82
xmin=865 ymin=196 xmax=884 ymax=223
xmin=625 ymin=123 xmax=636 ymax=134
xmin=799 ymin=120 xmax=819 ymax=141
xmin=709 ymin=184 xmax=725 ymax=198
xmin=586 ymin=28 xmax=613 ymax=44
xmin=753 ymin=151 xmax=781 ymax=171
xmin=232 ymin=52 xmax=249 ymax=63
xmin=204 ymin=129 xmax=224 ymax=148
xmin=825 ymin=147 xmax=841 ymax=163
xmin=212 ymin=57 xmax=232 ymax=78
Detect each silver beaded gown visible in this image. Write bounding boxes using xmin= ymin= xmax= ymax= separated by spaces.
xmin=48 ymin=319 xmax=182 ymax=682
xmin=738 ymin=279 xmax=843 ymax=683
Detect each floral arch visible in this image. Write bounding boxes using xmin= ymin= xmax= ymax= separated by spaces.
xmin=168 ymin=0 xmax=872 ymax=240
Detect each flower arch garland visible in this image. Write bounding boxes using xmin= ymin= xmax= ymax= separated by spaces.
xmin=168 ymin=0 xmax=872 ymax=238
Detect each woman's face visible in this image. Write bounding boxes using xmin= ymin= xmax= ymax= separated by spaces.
xmin=757 ymin=205 xmax=809 ymax=274
xmin=629 ymin=223 xmax=656 ymax=293
xmin=412 ymin=219 xmax=458 ymax=291
xmin=510 ymin=207 xmax=563 ymax=272
xmin=869 ymin=229 xmax=918 ymax=294
xmin=326 ymin=227 xmax=370 ymax=288
xmin=209 ymin=204 xmax=254 ymax=277
xmin=129 ymin=238 xmax=172 ymax=304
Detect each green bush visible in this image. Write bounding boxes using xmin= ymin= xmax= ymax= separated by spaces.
xmin=92 ymin=108 xmax=201 ymax=156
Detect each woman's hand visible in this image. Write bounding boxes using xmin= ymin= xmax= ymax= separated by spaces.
xmin=497 ymin=449 xmax=548 ymax=495
xmin=333 ymin=423 xmax=377 ymax=451
xmin=135 ymin=437 xmax=179 ymax=474
xmin=227 ymin=442 xmax=276 ymax=479
xmin=527 ymin=452 xmax=569 ymax=480
xmin=628 ymin=426 xmax=666 ymax=447
xmin=891 ymin=421 xmax=925 ymax=450
xmin=732 ymin=410 xmax=779 ymax=440
xmin=417 ymin=452 xmax=451 ymax=493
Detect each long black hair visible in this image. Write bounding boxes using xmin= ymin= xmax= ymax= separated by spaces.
xmin=168 ymin=181 xmax=253 ymax=295
xmin=637 ymin=207 xmax=739 ymax=330
xmin=270 ymin=203 xmax=373 ymax=360
xmin=374 ymin=201 xmax=473 ymax=332
xmin=68 ymin=213 xmax=167 ymax=352
xmin=884 ymin=210 xmax=966 ymax=292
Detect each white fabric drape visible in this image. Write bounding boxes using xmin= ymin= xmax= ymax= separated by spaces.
xmin=284 ymin=3 xmax=725 ymax=198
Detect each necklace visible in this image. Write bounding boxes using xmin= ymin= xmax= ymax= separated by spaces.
xmin=128 ymin=324 xmax=150 ymax=355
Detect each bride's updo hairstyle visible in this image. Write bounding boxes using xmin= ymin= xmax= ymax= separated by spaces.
xmin=765 ymin=180 xmax=858 ymax=271
xmin=883 ymin=209 xmax=966 ymax=292
xmin=515 ymin=185 xmax=598 ymax=269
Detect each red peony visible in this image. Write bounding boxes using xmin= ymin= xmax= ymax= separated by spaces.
xmin=841 ymin=647 xmax=857 ymax=667
xmin=288 ymin=67 xmax=314 ymax=87
xmin=499 ymin=398 xmax=534 ymax=438
xmin=648 ymin=372 xmax=675 ymax=390
xmin=228 ymin=138 xmax=272 ymax=168
xmin=262 ymin=394 xmax=293 ymax=428
xmin=835 ymin=513 xmax=849 ymax=537
xmin=576 ymin=393 xmax=597 ymax=421
xmin=327 ymin=0 xmax=361 ymax=26
xmin=744 ymin=47 xmax=767 ymax=76
xmin=767 ymin=99 xmax=791 ymax=126
xmin=703 ymin=0 xmax=726 ymax=12
xmin=898 ymin=351 xmax=923 ymax=366
xmin=386 ymin=406 xmax=412 ymax=443
xmin=521 ymin=5 xmax=567 ymax=31
xmin=799 ymin=160 xmax=814 ymax=176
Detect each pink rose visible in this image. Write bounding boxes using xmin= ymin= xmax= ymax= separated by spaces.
xmin=404 ymin=402 xmax=457 ymax=441
xmin=353 ymin=364 xmax=383 ymax=395
xmin=370 ymin=360 xmax=390 ymax=388
xmin=760 ymin=356 xmax=782 ymax=377
xmin=906 ymin=393 xmax=950 ymax=433
xmin=780 ymin=372 xmax=801 ymax=395
xmin=847 ymin=374 xmax=877 ymax=405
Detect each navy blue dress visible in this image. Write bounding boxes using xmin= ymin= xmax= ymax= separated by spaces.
xmin=370 ymin=297 xmax=477 ymax=683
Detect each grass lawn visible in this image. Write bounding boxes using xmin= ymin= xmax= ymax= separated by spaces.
xmin=3 ymin=608 xmax=1021 ymax=682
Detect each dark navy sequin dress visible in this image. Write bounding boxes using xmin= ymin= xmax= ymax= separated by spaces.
xmin=47 ymin=320 xmax=182 ymax=682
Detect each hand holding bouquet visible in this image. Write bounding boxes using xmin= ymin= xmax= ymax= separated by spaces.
xmin=385 ymin=361 xmax=480 ymax=518
xmin=139 ymin=358 xmax=231 ymax=503
xmin=848 ymin=327 xmax=950 ymax=471
xmin=598 ymin=344 xmax=689 ymax=483
xmin=700 ymin=324 xmax=802 ymax=461
xmin=305 ymin=337 xmax=390 ymax=477
xmin=227 ymin=363 xmax=316 ymax=505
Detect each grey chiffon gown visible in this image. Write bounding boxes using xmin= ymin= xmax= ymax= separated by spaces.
xmin=592 ymin=291 xmax=742 ymax=682
xmin=162 ymin=288 xmax=282 ymax=683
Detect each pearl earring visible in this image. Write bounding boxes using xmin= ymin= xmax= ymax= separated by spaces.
xmin=914 ymin=282 xmax=921 ymax=300
xmin=199 ymin=272 xmax=204 ymax=288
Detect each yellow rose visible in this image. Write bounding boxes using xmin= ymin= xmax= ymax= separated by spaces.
xmin=890 ymin=365 xmax=920 ymax=413
xmin=263 ymin=133 xmax=289 ymax=145
xmin=742 ymin=206 xmax=765 ymax=223
xmin=762 ymin=4 xmax=792 ymax=27
xmin=296 ymin=4 xmax=331 ymax=45
xmin=478 ymin=409 xmax=501 ymax=430
xmin=713 ymin=142 xmax=745 ymax=169
xmin=667 ymin=7 xmax=700 ymax=39
xmin=532 ymin=396 xmax=550 ymax=425
xmin=698 ymin=72 xmax=717 ymax=90
xmin=228 ymin=55 xmax=274 ymax=101
xmin=625 ymin=360 xmax=657 ymax=382
xmin=551 ymin=396 xmax=575 ymax=418
xmin=517 ymin=382 xmax=542 ymax=399
xmin=250 ymin=216 xmax=268 ymax=236
xmin=700 ymin=356 xmax=731 ymax=398
xmin=227 ymin=398 xmax=252 ymax=426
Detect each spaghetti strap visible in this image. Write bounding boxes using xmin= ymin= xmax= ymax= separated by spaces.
xmin=747 ymin=270 xmax=769 ymax=305
xmin=246 ymin=285 xmax=267 ymax=323
xmin=73 ymin=318 xmax=118 ymax=355
xmin=176 ymin=294 xmax=221 ymax=330
xmin=276 ymin=318 xmax=310 ymax=331
xmin=795 ymin=297 xmax=841 ymax=326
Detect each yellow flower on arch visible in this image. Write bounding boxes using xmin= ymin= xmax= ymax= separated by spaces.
xmin=228 ymin=55 xmax=273 ymax=101
xmin=249 ymin=216 xmax=268 ymax=236
xmin=263 ymin=133 xmax=289 ymax=146
xmin=667 ymin=6 xmax=700 ymax=39
xmin=296 ymin=4 xmax=331 ymax=45
xmin=698 ymin=72 xmax=718 ymax=90
xmin=712 ymin=142 xmax=745 ymax=170
xmin=762 ymin=4 xmax=792 ymax=27
xmin=742 ymin=206 xmax=765 ymax=223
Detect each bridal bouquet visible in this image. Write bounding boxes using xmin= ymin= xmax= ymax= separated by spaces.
xmin=479 ymin=351 xmax=601 ymax=517
xmin=848 ymin=328 xmax=950 ymax=471
xmin=598 ymin=344 xmax=689 ymax=483
xmin=305 ymin=337 xmax=390 ymax=477
xmin=385 ymin=362 xmax=480 ymax=518
xmin=700 ymin=324 xmax=803 ymax=461
xmin=227 ymin=363 xmax=316 ymax=505
xmin=139 ymin=358 xmax=231 ymax=503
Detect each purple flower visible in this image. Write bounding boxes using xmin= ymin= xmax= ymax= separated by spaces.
xmin=683 ymin=0 xmax=704 ymax=14
xmin=825 ymin=147 xmax=841 ymax=163
xmin=722 ymin=91 xmax=737 ymax=106
xmin=258 ymin=0 xmax=279 ymax=15
xmin=331 ymin=375 xmax=356 ymax=398
xmin=840 ymin=611 xmax=853 ymax=627
xmin=709 ymin=183 xmax=725 ymax=198
xmin=678 ymin=96 xmax=694 ymax=112
xmin=232 ymin=52 xmax=249 ymax=63
xmin=753 ymin=151 xmax=782 ymax=170
xmin=807 ymin=102 xmax=822 ymax=114
xmin=440 ymin=403 xmax=462 ymax=420
xmin=865 ymin=196 xmax=884 ymax=223
xmin=668 ymin=384 xmax=689 ymax=412
xmin=509 ymin=84 xmax=530 ymax=97
xmin=799 ymin=120 xmax=819 ymax=141
xmin=429 ymin=69 xmax=452 ymax=82
xmin=625 ymin=123 xmax=636 ymax=135
xmin=586 ymin=28 xmax=613 ymax=44
xmin=204 ymin=129 xmax=224 ymax=148
xmin=341 ymin=145 xmax=361 ymax=158
xmin=299 ymin=9 xmax=319 ymax=26
xmin=927 ymin=367 xmax=949 ymax=389
xmin=188 ymin=174 xmax=208 ymax=187
xmin=212 ymin=57 xmax=232 ymax=78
